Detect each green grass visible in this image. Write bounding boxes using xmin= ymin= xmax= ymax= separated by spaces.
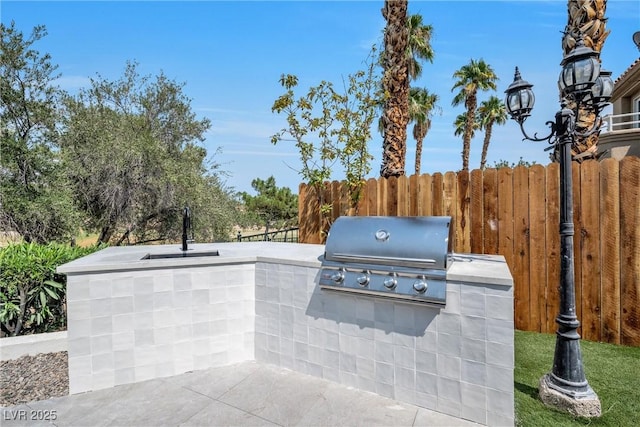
xmin=515 ymin=330 xmax=640 ymax=426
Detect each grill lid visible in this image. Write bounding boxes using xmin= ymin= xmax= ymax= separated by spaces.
xmin=323 ymin=216 xmax=452 ymax=270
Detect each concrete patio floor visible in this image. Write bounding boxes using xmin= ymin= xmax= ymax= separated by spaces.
xmin=1 ymin=361 xmax=483 ymax=426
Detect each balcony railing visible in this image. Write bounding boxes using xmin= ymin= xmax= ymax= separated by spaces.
xmin=600 ymin=112 xmax=640 ymax=133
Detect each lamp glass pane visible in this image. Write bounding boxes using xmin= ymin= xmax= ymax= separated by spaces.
xmin=507 ymin=92 xmax=521 ymax=113
xmin=562 ymin=66 xmax=573 ymax=88
xmin=601 ymin=76 xmax=613 ymax=98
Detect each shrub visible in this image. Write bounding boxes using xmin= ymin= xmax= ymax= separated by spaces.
xmin=0 ymin=242 xmax=103 ymax=336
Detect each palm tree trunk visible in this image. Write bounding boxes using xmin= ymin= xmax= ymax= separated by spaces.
xmin=556 ymin=0 xmax=610 ymax=162
xmin=480 ymin=123 xmax=493 ymax=170
xmin=415 ymin=137 xmax=423 ymax=175
xmin=462 ymin=95 xmax=477 ymax=171
xmin=380 ymin=0 xmax=410 ymax=178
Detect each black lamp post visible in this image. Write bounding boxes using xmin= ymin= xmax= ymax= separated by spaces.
xmin=504 ymin=36 xmax=613 ymax=417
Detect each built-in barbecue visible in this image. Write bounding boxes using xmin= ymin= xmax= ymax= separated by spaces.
xmin=319 ymin=216 xmax=453 ymax=306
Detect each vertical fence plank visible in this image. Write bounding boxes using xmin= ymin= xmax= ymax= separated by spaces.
xmin=387 ymin=176 xmax=398 ymax=216
xmin=432 ymin=173 xmax=444 ymax=216
xmin=378 ymin=177 xmax=388 ymax=216
xmin=298 ymin=183 xmax=309 ymax=243
xmin=483 ymin=168 xmax=499 ymax=255
xmin=620 ymin=157 xmax=640 ymax=346
xmin=419 ymin=174 xmax=433 ymax=216
xmin=600 ymin=158 xmax=621 ymax=344
xmin=470 ymin=169 xmax=484 ymax=254
xmin=457 ymin=171 xmax=471 ymax=253
xmin=579 ymin=160 xmax=601 ymax=342
xmin=497 ymin=167 xmax=514 ymax=275
xmin=356 ymin=181 xmax=368 ymax=216
xmin=366 ymin=178 xmax=378 ymax=216
xmin=398 ymin=176 xmax=410 ymax=217
xmin=409 ymin=175 xmax=419 ymax=216
xmin=513 ymin=166 xmax=531 ymax=331
xmin=330 ymin=181 xmax=340 ymax=224
xmin=304 ymin=184 xmax=323 ymax=244
xmin=572 ymin=162 xmax=583 ymax=332
xmin=529 ymin=164 xmax=546 ymax=332
xmin=320 ymin=181 xmax=333 ymax=241
xmin=545 ymin=163 xmax=561 ymax=334
xmin=444 ymin=172 xmax=458 ymax=250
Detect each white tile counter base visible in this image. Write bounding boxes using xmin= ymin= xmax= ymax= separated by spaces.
xmin=59 ymin=243 xmax=514 ymax=426
xmin=254 ymin=262 xmax=514 ymax=426
xmin=66 ymin=264 xmax=256 ymax=393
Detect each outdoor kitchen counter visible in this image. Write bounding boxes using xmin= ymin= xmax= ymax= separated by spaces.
xmin=57 ymin=242 xmax=511 ymax=287
xmin=57 ymin=243 xmax=514 ymax=426
xmin=56 ymin=242 xmax=326 ymax=275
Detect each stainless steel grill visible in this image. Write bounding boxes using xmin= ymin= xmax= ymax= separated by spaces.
xmin=319 ymin=216 xmax=452 ymax=305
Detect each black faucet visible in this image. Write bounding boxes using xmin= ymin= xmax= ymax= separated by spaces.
xmin=182 ymin=206 xmax=191 ymax=251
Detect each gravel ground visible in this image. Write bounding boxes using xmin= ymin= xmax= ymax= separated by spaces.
xmin=0 ymin=352 xmax=68 ymax=407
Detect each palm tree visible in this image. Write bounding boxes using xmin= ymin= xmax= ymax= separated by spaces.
xmin=409 ymin=87 xmax=440 ymax=175
xmin=454 ymin=113 xmax=479 ymax=139
xmin=380 ymin=0 xmax=409 ymax=178
xmin=557 ymin=0 xmax=610 ymax=162
xmin=451 ymin=59 xmax=498 ymax=171
xmin=477 ymin=96 xmax=507 ymax=170
xmin=406 ymin=14 xmax=434 ymax=81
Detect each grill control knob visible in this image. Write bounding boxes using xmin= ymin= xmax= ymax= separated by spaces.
xmin=413 ymin=279 xmax=428 ymax=294
xmin=383 ymin=274 xmax=397 ymax=290
xmin=331 ymin=269 xmax=345 ymax=284
xmin=356 ymin=273 xmax=370 ymax=287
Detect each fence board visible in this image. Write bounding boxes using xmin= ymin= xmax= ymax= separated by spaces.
xmin=470 ymin=169 xmax=484 ymax=254
xmin=513 ymin=166 xmax=531 ymax=331
xmin=545 ymin=163 xmax=561 ymax=334
xmin=387 ymin=177 xmax=398 ymax=216
xmin=444 ymin=172 xmax=458 ymax=250
xmin=409 ymin=175 xmax=419 ymax=216
xmin=298 ymin=183 xmax=309 ymax=244
xmin=432 ymin=173 xmax=444 ymax=216
xmin=483 ymin=168 xmax=499 ymax=254
xmin=529 ymin=164 xmax=546 ymax=332
xmin=600 ymin=159 xmax=621 ymax=344
xmin=398 ymin=176 xmax=410 ymax=216
xmin=379 ymin=177 xmax=388 ymax=216
xmin=497 ymin=167 xmax=515 ymax=275
xmin=579 ymin=161 xmax=601 ymax=342
xmin=456 ymin=171 xmax=471 ymax=253
xmin=366 ymin=178 xmax=378 ymax=216
xmin=620 ymin=157 xmax=640 ymax=346
xmin=418 ymin=174 xmax=433 ymax=216
xmin=331 ymin=181 xmax=341 ymax=223
xmin=572 ymin=162 xmax=583 ymax=330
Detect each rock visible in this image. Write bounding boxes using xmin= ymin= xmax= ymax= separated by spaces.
xmin=0 ymin=352 xmax=68 ymax=406
xmin=538 ymin=373 xmax=602 ymax=418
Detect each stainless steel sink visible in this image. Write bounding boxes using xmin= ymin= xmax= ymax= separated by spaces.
xmin=141 ymin=250 xmax=220 ymax=260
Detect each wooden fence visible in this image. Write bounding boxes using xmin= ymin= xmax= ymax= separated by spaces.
xmin=298 ymin=157 xmax=640 ymax=346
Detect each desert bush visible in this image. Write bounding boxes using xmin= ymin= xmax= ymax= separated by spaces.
xmin=0 ymin=242 xmax=103 ymax=336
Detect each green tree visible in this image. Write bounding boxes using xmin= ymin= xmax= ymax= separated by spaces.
xmin=493 ymin=157 xmax=537 ymax=169
xmin=60 ymin=61 xmax=236 ymax=245
xmin=409 ymin=87 xmax=440 ymax=175
xmin=454 ymin=113 xmax=479 ymax=139
xmin=477 ymin=96 xmax=507 ymax=170
xmin=271 ymin=47 xmax=380 ymax=208
xmin=240 ymin=176 xmax=298 ymax=234
xmin=451 ymin=59 xmax=498 ymax=171
xmin=380 ymin=0 xmax=410 ymax=178
xmin=0 ymin=22 xmax=80 ymax=243
xmin=406 ymin=14 xmax=434 ymax=81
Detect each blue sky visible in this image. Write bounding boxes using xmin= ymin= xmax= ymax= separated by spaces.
xmin=2 ymin=1 xmax=638 ymax=194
